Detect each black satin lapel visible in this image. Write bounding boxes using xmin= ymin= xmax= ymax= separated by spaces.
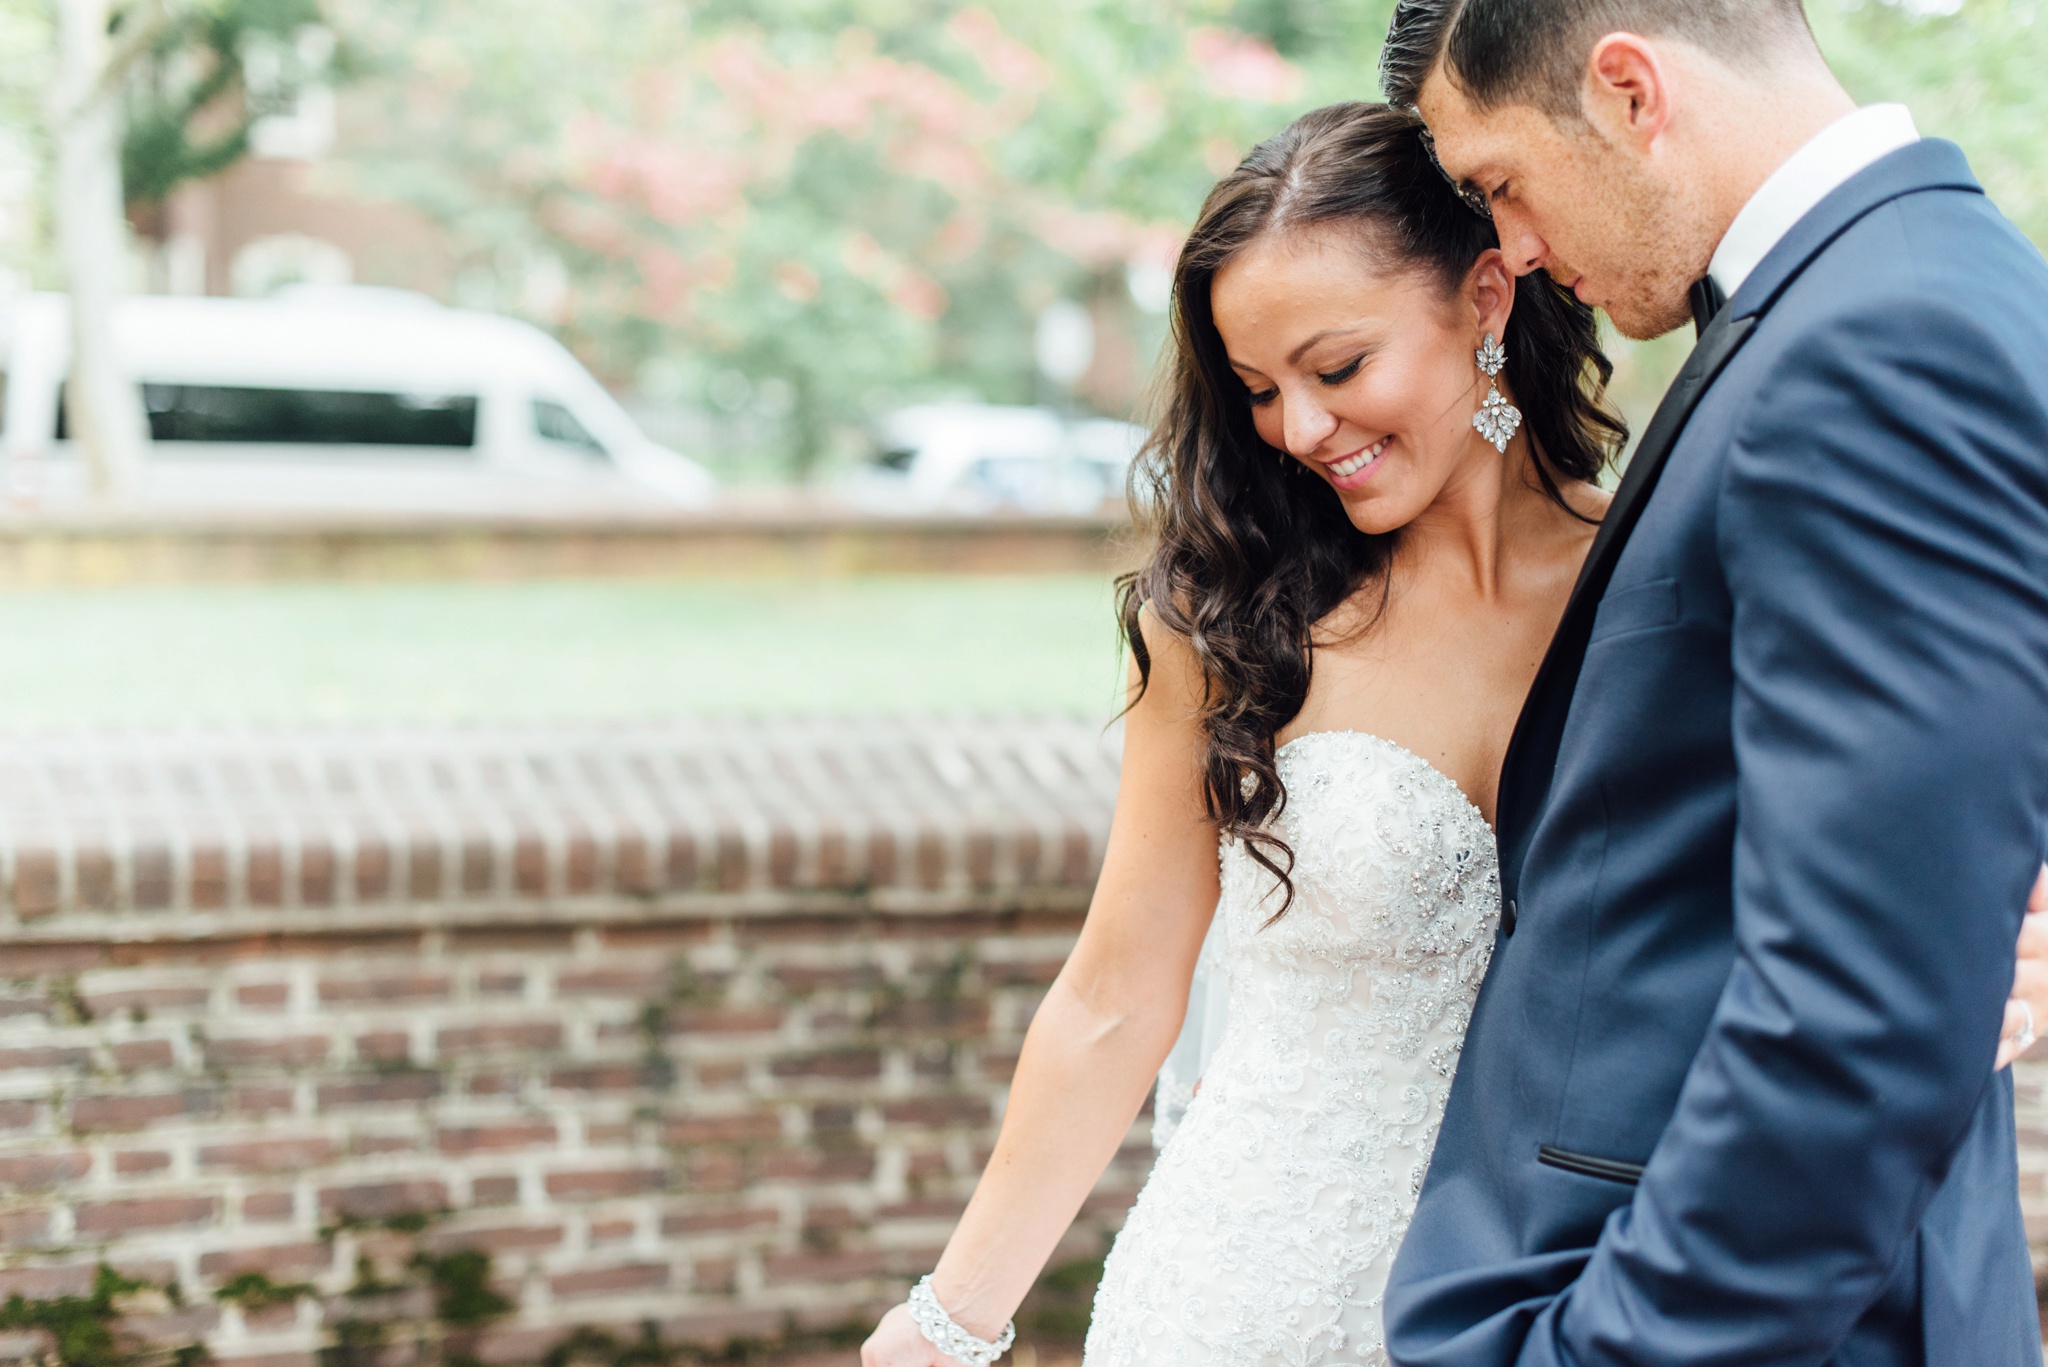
xmin=1574 ymin=314 xmax=1754 ymax=597
xmin=1494 ymin=311 xmax=1758 ymax=866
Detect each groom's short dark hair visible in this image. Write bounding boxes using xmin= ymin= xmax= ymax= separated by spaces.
xmin=1382 ymin=0 xmax=1819 ymax=117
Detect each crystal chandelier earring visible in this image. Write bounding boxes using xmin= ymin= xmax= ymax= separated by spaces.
xmin=1472 ymin=332 xmax=1521 ymax=453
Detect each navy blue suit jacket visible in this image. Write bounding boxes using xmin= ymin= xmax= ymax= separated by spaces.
xmin=1385 ymin=141 xmax=2048 ymax=1367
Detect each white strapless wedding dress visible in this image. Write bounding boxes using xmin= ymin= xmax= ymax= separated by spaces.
xmin=1083 ymin=731 xmax=1500 ymax=1367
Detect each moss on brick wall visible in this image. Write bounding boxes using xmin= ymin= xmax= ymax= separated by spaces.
xmin=0 ymin=905 xmax=1144 ymax=1367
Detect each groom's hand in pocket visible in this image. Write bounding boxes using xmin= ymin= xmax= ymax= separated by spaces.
xmin=1995 ymin=863 xmax=2048 ymax=1070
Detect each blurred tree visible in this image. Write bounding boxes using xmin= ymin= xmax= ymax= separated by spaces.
xmin=39 ymin=0 xmax=344 ymax=502
xmin=329 ymin=0 xmax=2042 ymax=482
xmin=55 ymin=0 xmax=150 ymax=500
xmin=121 ymin=0 xmax=339 ymax=223
xmin=0 ymin=0 xmax=56 ymax=288
xmin=340 ymin=0 xmax=1397 ymax=479
xmin=1811 ymin=0 xmax=2048 ymax=246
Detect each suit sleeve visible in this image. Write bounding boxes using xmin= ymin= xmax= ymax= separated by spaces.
xmin=1517 ymin=291 xmax=2048 ymax=1365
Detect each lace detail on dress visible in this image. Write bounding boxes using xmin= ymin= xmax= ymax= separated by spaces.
xmin=1154 ymin=912 xmax=1229 ymax=1149
xmin=1084 ymin=732 xmax=1499 ymax=1367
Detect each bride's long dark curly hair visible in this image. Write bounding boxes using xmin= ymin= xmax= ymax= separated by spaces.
xmin=1118 ymin=101 xmax=1626 ymax=913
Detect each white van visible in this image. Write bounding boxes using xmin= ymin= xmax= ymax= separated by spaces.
xmin=839 ymin=402 xmax=1146 ymax=516
xmin=0 ymin=288 xmax=716 ymax=514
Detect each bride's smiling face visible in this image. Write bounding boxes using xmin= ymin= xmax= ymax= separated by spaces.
xmin=1212 ymin=224 xmax=1516 ymax=536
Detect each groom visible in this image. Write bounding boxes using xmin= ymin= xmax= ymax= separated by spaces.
xmin=1379 ymin=2 xmax=2048 ymax=1365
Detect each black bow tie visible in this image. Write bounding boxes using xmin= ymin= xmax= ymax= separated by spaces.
xmin=1690 ymin=276 xmax=1728 ymax=335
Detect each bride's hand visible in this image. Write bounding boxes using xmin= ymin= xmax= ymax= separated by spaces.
xmin=1995 ymin=864 xmax=2048 ymax=1071
xmin=861 ymin=1304 xmax=960 ymax=1367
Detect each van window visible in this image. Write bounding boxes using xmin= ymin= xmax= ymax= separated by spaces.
xmin=533 ymin=399 xmax=607 ymax=458
xmin=57 ymin=383 xmax=478 ymax=447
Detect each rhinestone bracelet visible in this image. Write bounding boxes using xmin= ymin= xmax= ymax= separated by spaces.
xmin=906 ymin=1274 xmax=1016 ymax=1367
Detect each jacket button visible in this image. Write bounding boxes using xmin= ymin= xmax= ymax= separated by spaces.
xmin=1502 ymin=898 xmax=1518 ymax=937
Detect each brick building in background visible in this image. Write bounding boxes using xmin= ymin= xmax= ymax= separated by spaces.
xmin=159 ymin=155 xmax=454 ymax=303
xmin=145 ymin=84 xmax=455 ymax=304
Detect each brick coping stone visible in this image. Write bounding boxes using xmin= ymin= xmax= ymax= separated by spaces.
xmin=0 ymin=717 xmax=1121 ymax=939
xmin=0 ymin=513 xmax=1136 ymax=586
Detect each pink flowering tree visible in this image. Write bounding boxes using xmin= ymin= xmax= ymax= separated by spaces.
xmin=336 ymin=0 xmax=1400 ymax=477
xmin=333 ymin=0 xmax=2048 ymax=479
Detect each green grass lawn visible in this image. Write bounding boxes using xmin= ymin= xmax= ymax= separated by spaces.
xmin=0 ymin=575 xmax=1126 ymax=726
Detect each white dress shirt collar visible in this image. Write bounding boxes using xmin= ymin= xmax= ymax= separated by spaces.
xmin=1709 ymin=103 xmax=1920 ymax=299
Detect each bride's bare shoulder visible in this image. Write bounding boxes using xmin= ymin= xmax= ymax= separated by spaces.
xmin=1540 ymin=479 xmax=1612 ymax=580
xmin=1568 ymin=479 xmax=1615 ymax=521
xmin=1129 ymin=600 xmax=1207 ymax=717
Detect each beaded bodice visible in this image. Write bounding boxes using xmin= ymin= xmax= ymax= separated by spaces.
xmin=1084 ymin=731 xmax=1500 ymax=1366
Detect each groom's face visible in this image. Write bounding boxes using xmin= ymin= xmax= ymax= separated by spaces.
xmin=1417 ymin=72 xmax=1699 ymax=340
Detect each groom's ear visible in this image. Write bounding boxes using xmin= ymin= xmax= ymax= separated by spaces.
xmin=1581 ymin=32 xmax=1675 ymax=152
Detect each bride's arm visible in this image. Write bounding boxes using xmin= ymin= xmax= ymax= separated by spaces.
xmin=862 ymin=617 xmax=1222 ymax=1366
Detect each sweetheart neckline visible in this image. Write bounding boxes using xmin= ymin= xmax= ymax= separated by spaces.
xmin=1273 ymin=729 xmax=1496 ymax=834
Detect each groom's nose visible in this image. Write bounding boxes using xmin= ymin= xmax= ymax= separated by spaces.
xmin=1492 ymin=205 xmax=1554 ymax=278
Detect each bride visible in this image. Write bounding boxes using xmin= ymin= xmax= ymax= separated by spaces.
xmin=861 ymin=98 xmax=1615 ymax=1367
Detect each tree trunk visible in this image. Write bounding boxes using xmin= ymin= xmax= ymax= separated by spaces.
xmin=54 ymin=0 xmax=149 ymax=505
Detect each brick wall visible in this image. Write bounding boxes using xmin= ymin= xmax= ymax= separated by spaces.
xmin=0 ymin=718 xmax=2041 ymax=1367
xmin=0 ymin=720 xmax=1143 ymax=1365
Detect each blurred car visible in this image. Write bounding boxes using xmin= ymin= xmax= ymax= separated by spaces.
xmin=839 ymin=402 xmax=1147 ymax=515
xmin=0 ymin=288 xmax=716 ymax=514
